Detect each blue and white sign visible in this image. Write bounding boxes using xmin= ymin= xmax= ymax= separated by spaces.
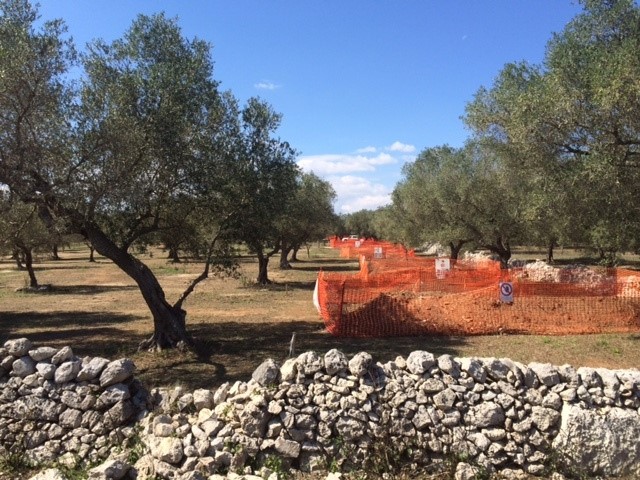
xmin=499 ymin=281 xmax=514 ymax=303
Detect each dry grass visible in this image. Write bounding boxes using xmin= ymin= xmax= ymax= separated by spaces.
xmin=1 ymin=244 xmax=639 ymax=391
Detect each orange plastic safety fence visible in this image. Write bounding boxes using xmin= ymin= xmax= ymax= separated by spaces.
xmin=327 ymin=236 xmax=415 ymax=259
xmin=316 ymin=261 xmax=640 ymax=337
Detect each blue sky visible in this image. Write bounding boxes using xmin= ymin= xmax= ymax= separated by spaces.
xmin=38 ymin=1 xmax=584 ymax=213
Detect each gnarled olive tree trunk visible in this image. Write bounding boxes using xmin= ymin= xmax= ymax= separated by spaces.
xmin=84 ymin=223 xmax=192 ymax=351
xmin=16 ymin=244 xmax=38 ymax=288
xmin=483 ymin=236 xmax=511 ymax=269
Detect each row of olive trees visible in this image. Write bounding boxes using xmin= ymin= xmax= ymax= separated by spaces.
xmin=359 ymin=0 xmax=640 ymax=267
xmin=0 ymin=0 xmax=337 ymax=350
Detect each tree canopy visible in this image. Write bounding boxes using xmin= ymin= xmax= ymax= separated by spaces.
xmin=464 ymin=0 xmax=640 ymax=261
xmin=382 ymin=0 xmax=640 ymax=265
xmin=0 ymin=1 xmax=331 ymax=349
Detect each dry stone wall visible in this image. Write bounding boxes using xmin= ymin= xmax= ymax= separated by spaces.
xmin=1 ymin=337 xmax=640 ymax=480
xmin=0 ymin=338 xmax=148 ymax=466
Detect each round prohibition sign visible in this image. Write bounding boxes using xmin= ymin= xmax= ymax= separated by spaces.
xmin=500 ymin=282 xmax=513 ymax=297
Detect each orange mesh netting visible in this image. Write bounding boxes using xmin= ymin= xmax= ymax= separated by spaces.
xmin=327 ymin=236 xmax=415 ymax=259
xmin=316 ymin=255 xmax=640 ymax=337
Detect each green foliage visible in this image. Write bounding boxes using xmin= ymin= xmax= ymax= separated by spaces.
xmin=0 ymin=0 xmax=309 ymax=345
xmin=543 ymin=446 xmax=593 ymax=480
xmin=464 ymin=0 xmax=640 ymax=257
xmin=0 ymin=448 xmax=33 ymax=477
xmin=389 ymin=142 xmax=525 ymax=264
xmin=341 ymin=209 xmax=379 ymax=239
xmin=263 ymin=454 xmax=289 ymax=480
xmin=277 ymin=172 xmax=338 ymax=267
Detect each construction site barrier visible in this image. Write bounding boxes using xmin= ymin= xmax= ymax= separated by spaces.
xmin=327 ymin=236 xmax=415 ymax=260
xmin=316 ymin=257 xmax=640 ymax=337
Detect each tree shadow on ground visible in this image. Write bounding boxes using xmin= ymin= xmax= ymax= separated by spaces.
xmin=268 ymin=281 xmax=316 ymax=291
xmin=30 ymin=265 xmax=105 ymax=271
xmin=238 ymin=280 xmax=316 ymax=292
xmin=0 ymin=311 xmax=470 ymax=391
xmin=291 ymin=258 xmax=359 ymax=273
xmin=0 ymin=311 xmax=144 ymax=358
xmin=32 ymin=285 xmax=137 ymax=295
xmin=186 ymin=320 xmax=469 ymax=389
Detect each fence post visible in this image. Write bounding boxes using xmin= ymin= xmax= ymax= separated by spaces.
xmin=339 ymin=280 xmax=346 ymax=318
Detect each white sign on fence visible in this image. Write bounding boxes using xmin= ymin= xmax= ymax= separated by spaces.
xmin=374 ymin=246 xmax=383 ymax=259
xmin=436 ymin=258 xmax=451 ymax=279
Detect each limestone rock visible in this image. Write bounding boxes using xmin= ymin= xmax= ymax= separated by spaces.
xmin=51 ymin=346 xmax=73 ymax=365
xmin=324 ymin=349 xmax=348 ymax=375
xmin=252 ymin=358 xmax=280 ymax=386
xmin=150 ymin=436 xmax=184 ymax=464
xmin=455 ymin=462 xmax=480 ymax=480
xmin=552 ymin=404 xmax=640 ymax=476
xmin=465 ymin=402 xmax=505 ymax=428
xmin=36 ymin=362 xmax=56 ymax=380
xmin=275 ymin=437 xmax=301 ymax=458
xmin=88 ymin=459 xmax=130 ymax=479
xmin=529 ymin=362 xmax=560 ymax=386
xmin=28 ymin=468 xmax=67 ymax=480
xmin=297 ymin=351 xmax=324 ymax=375
xmin=406 ymin=350 xmax=435 ymax=375
xmin=5 ymin=337 xmax=33 ymax=357
xmin=54 ymin=360 xmax=82 ymax=383
xmin=279 ymin=358 xmax=298 ymax=382
xmin=348 ymin=351 xmax=373 ymax=377
xmin=12 ymin=356 xmax=36 ymax=377
xmin=29 ymin=346 xmax=58 ymax=362
xmin=77 ymin=357 xmax=110 ymax=382
xmin=99 ymin=359 xmax=135 ymax=387
xmin=193 ymin=388 xmax=213 ymax=410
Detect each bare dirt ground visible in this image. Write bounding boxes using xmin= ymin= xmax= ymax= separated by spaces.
xmin=1 ymin=244 xmax=639 ymax=391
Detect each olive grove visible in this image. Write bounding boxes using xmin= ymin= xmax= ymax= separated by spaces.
xmin=0 ymin=1 xmax=332 ymax=350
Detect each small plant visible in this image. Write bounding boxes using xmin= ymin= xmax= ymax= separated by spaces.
xmin=238 ymin=274 xmax=252 ymax=288
xmin=123 ymin=426 xmax=147 ymax=465
xmin=0 ymin=449 xmax=33 ymax=477
xmin=543 ymin=446 xmax=592 ymax=480
xmin=327 ymin=457 xmax=341 ymax=473
xmin=263 ymin=454 xmax=289 ymax=480
xmin=55 ymin=463 xmax=90 ymax=480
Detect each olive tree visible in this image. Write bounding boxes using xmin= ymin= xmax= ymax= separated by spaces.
xmin=277 ymin=172 xmax=337 ymax=269
xmin=223 ymin=98 xmax=299 ymax=284
xmin=0 ymin=2 xmax=296 ymax=349
xmin=465 ymin=0 xmax=640 ymax=262
xmin=389 ymin=143 xmax=527 ymax=266
xmin=0 ymin=192 xmax=63 ymax=288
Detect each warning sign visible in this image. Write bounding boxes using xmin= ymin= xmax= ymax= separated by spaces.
xmin=373 ymin=246 xmax=384 ymax=259
xmin=436 ymin=258 xmax=451 ymax=279
xmin=499 ymin=281 xmax=514 ymax=303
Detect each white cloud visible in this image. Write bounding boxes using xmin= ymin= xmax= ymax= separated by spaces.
xmin=387 ymin=141 xmax=416 ymax=153
xmin=297 ymin=152 xmax=395 ymax=175
xmin=356 ymin=146 xmax=376 ymax=153
xmin=298 ymin=146 xmax=406 ymax=213
xmin=254 ymin=81 xmax=280 ymax=90
xmin=328 ymin=175 xmax=392 ymax=213
xmin=340 ymin=194 xmax=392 ymax=213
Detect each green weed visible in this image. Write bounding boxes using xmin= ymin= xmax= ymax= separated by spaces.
xmin=0 ymin=449 xmax=33 ymax=476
